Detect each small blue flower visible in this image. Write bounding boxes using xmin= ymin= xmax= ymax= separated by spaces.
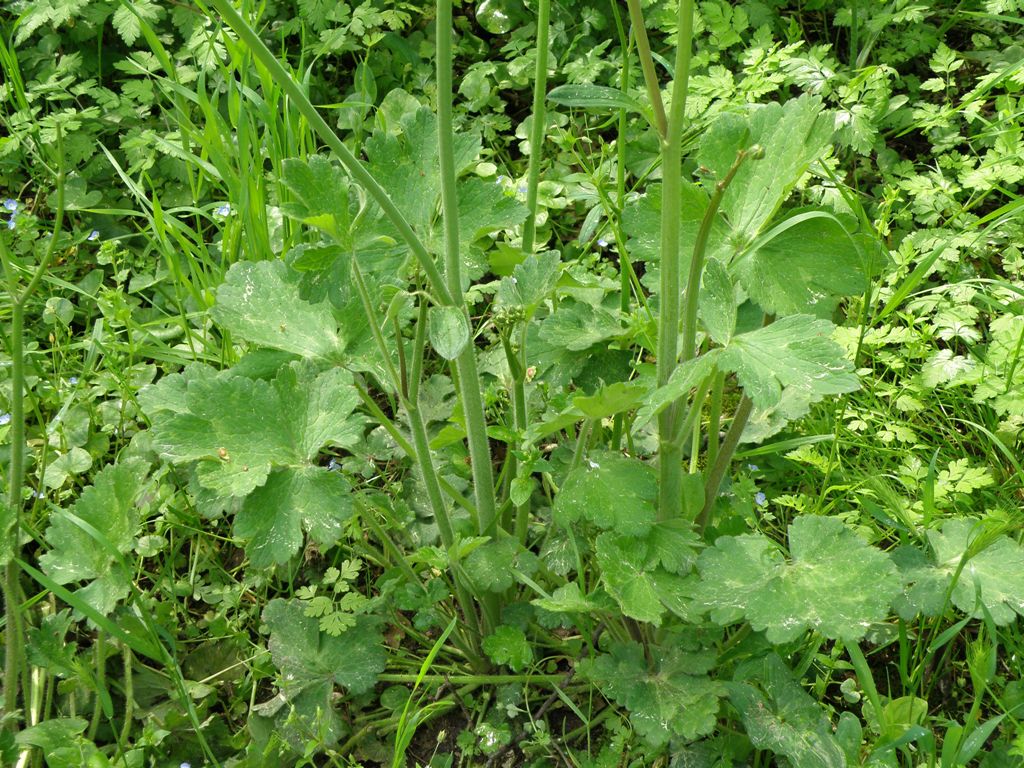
xmin=2 ymin=199 xmax=18 ymax=212
xmin=87 ymin=230 xmax=100 ymax=241
xmin=747 ymin=464 xmax=759 ymax=472
xmin=495 ymin=175 xmax=507 ymax=185
xmin=327 ymin=458 xmax=340 ymax=471
xmin=597 ymin=238 xmax=608 ymax=248
xmin=68 ymin=376 xmax=78 ymax=385
xmin=0 ymin=413 xmax=11 ymax=426
xmin=754 ymin=491 xmax=767 ymax=507
xmin=5 ymin=216 xmax=14 ymax=230
xmin=214 ymin=203 xmax=232 ymax=217
xmin=180 ymin=763 xmax=192 ymax=768
xmin=517 ymin=184 xmax=528 ymax=196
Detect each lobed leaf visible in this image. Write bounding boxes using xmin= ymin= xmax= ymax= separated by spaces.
xmin=695 ymin=516 xmax=900 ymax=642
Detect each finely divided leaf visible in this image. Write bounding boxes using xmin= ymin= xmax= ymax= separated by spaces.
xmin=719 ymin=315 xmax=858 ymax=410
xmin=695 ymin=516 xmax=900 ymax=642
xmin=213 ymin=260 xmax=342 ymax=360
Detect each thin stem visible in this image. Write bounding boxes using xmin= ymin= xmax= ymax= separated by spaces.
xmin=680 ymin=145 xmax=759 ymax=364
xmin=624 ymin=0 xmax=667 ymax=138
xmin=521 ymin=0 xmax=551 ymax=253
xmin=436 ymin=0 xmax=499 ymax=539
xmin=696 ymin=395 xmax=753 ymax=532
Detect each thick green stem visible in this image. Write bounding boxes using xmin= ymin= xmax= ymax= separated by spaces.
xmin=436 ymin=0 xmax=499 ymax=539
xmin=655 ymin=0 xmax=695 ymax=521
xmin=521 ymin=0 xmax=551 ymax=253
xmin=207 ymin=0 xmax=454 ymax=305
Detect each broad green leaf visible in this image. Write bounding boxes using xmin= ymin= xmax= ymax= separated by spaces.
xmin=537 ymin=300 xmax=623 ymax=352
xmin=896 ymin=519 xmax=1024 ymax=626
xmin=695 ymin=516 xmax=900 ymax=642
xmin=554 ymin=450 xmax=657 ymax=536
xmin=263 ymin=598 xmax=385 ymax=694
xmin=428 ymin=305 xmax=470 ymax=360
xmin=697 ymin=94 xmax=834 ymax=240
xmin=213 ymin=261 xmax=342 ymax=360
xmin=42 ymin=447 xmax=92 ymax=489
xmin=40 ymin=461 xmax=149 ymax=617
xmin=463 ymin=538 xmax=537 ymax=593
xmin=150 ymin=364 xmax=363 ymax=564
xmin=235 ymin=467 xmax=354 ymax=568
xmin=456 ymin=176 xmax=528 ymax=250
xmin=262 ymin=599 xmax=384 ymax=747
xmin=497 ymin=250 xmax=561 ymax=313
xmin=573 ymin=382 xmax=648 ymax=419
xmin=364 ymin=106 xmax=479 ymax=233
xmin=595 ymin=534 xmax=665 ymax=625
xmin=644 ymin=518 xmax=701 ymax=574
xmin=735 ymin=212 xmax=871 ymax=317
xmin=719 ymin=315 xmax=858 ymax=410
xmin=699 ymin=257 xmax=736 ymax=344
xmin=482 ymin=625 xmax=533 ymax=672
xmin=547 ymin=84 xmax=645 ymax=113
xmin=577 ymin=640 xmax=724 ymax=747
xmin=280 ymin=156 xmax=353 ymax=242
xmin=729 ymin=655 xmax=846 ymax=768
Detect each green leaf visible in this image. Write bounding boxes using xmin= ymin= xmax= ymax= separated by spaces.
xmin=482 ymin=625 xmax=533 ymax=672
xmin=497 ymin=250 xmax=561 ymax=313
xmin=573 ymin=382 xmax=648 ymax=419
xmin=699 ymin=257 xmax=736 ymax=344
xmin=42 ymin=447 xmax=92 ymax=489
xmin=719 ymin=315 xmax=858 ymax=411
xmin=697 ymin=94 xmax=834 ymax=240
xmin=596 ymin=534 xmax=665 ymax=625
xmin=577 ymin=640 xmax=724 ymax=747
xmin=40 ymin=461 xmax=149 ymax=617
xmin=456 ymin=177 xmax=528 ymax=250
xmin=729 ymin=655 xmax=846 ymax=768
xmin=531 ymin=582 xmax=612 ymax=614
xmin=235 ymin=468 xmax=354 ymax=568
xmin=735 ymin=212 xmax=870 ymax=317
xmin=463 ymin=538 xmax=517 ymax=593
xmin=261 ymin=599 xmax=384 ymax=748
xmin=428 ymin=305 xmax=470 ymax=360
xmin=150 ymin=364 xmax=363 ymax=564
xmin=212 ymin=260 xmax=342 ymax=360
xmin=280 ymin=156 xmax=353 ymax=242
xmin=264 ymin=598 xmax=384 ymax=694
xmin=554 ymin=450 xmax=657 ymax=536
xmin=635 ymin=352 xmax=719 ymax=427
xmin=695 ymin=516 xmax=900 ymax=642
xmin=364 ymin=106 xmax=479 ymax=233
xmin=897 ymin=519 xmax=1024 ymax=626
xmin=547 ymin=84 xmax=645 ymax=113
xmin=538 ymin=300 xmax=623 ymax=352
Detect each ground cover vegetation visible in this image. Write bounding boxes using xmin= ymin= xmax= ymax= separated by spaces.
xmin=1 ymin=0 xmax=1023 ymax=765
